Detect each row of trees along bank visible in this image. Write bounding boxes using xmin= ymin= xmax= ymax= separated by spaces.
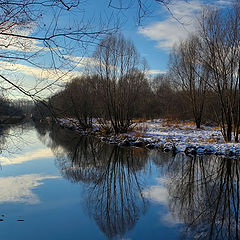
xmin=47 ymin=34 xmax=218 ymax=133
xmin=46 ymin=2 xmax=240 ymax=142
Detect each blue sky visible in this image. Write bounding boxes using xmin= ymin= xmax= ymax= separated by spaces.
xmin=81 ymin=0 xmax=234 ymax=73
xmin=129 ymin=0 xmax=234 ymax=73
xmin=0 ymin=0 xmax=234 ymax=99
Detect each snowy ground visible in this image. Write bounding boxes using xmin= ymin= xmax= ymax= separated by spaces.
xmin=58 ymin=118 xmax=240 ymax=158
xmin=135 ymin=119 xmax=240 ymax=156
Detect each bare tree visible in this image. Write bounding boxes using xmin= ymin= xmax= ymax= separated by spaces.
xmin=0 ymin=0 xmax=193 ymax=104
xmin=169 ymin=35 xmax=208 ymax=128
xmin=198 ymin=5 xmax=240 ymax=141
xmin=50 ymin=76 xmax=99 ymax=130
xmin=91 ymin=33 xmax=147 ymax=134
xmin=0 ymin=0 xmax=121 ymax=102
xmin=151 ymin=73 xmax=186 ymax=119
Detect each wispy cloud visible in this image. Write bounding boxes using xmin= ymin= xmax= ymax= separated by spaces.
xmin=147 ymin=69 xmax=166 ymax=75
xmin=0 ymin=22 xmax=50 ymax=53
xmin=139 ymin=1 xmax=202 ymax=50
xmin=64 ymin=55 xmax=101 ymax=68
xmin=0 ymin=61 xmax=78 ymax=82
xmin=0 ymin=55 xmax=102 ymax=84
xmin=138 ymin=0 xmax=234 ymax=51
xmin=0 ymin=37 xmax=49 ymax=53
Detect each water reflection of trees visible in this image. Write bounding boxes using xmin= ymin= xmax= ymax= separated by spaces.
xmin=84 ymin=146 xmax=148 ymax=239
xmin=0 ymin=123 xmax=34 ymax=155
xmin=0 ymin=126 xmax=11 ymax=151
xmin=163 ymin=153 xmax=240 ymax=240
xmin=36 ymin=124 xmax=149 ymax=239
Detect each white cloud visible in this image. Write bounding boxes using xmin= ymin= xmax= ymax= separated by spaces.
xmin=139 ymin=20 xmax=191 ymax=50
xmin=139 ymin=0 xmax=202 ymax=50
xmin=0 ymin=37 xmax=49 ymax=53
xmin=64 ymin=55 xmax=101 ymax=67
xmin=0 ymin=174 xmax=60 ymax=205
xmin=0 ymin=55 xmax=101 ymax=85
xmin=147 ymin=69 xmax=167 ymax=75
xmin=138 ymin=0 xmax=234 ymax=51
xmin=0 ymin=22 xmax=49 ymax=53
xmin=0 ymin=61 xmax=78 ymax=82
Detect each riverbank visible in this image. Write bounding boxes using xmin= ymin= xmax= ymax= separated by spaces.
xmin=58 ymin=118 xmax=240 ymax=158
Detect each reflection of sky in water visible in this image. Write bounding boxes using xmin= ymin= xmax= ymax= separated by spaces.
xmin=0 ymin=127 xmax=60 ymax=206
xmin=0 ymin=126 xmax=235 ymax=240
xmin=0 ymin=148 xmax=54 ymax=166
xmin=143 ymin=178 xmax=182 ymax=226
xmin=143 ymin=178 xmax=169 ymax=205
xmin=0 ymin=127 xmax=45 ymax=158
xmin=0 ymin=125 xmax=183 ymax=240
xmin=0 ymin=174 xmax=60 ymax=204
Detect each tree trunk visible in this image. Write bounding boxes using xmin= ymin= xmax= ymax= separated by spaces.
xmin=195 ymin=117 xmax=201 ymax=129
xmin=226 ymin=123 xmax=232 ymax=142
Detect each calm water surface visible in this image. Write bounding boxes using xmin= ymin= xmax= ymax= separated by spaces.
xmin=0 ymin=123 xmax=238 ymax=240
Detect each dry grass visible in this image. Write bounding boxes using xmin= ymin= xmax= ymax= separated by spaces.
xmin=211 ymin=126 xmax=221 ymax=131
xmin=132 ymin=122 xmax=148 ymax=138
xmin=161 ymin=120 xmax=196 ymax=130
xmin=206 ymin=134 xmax=222 ymax=143
xmin=207 ymin=138 xmax=217 ymax=143
xmin=133 ymin=118 xmax=147 ymax=123
xmin=132 ymin=130 xmax=144 ymax=138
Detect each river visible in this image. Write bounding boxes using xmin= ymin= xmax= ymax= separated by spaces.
xmin=0 ymin=122 xmax=238 ymax=240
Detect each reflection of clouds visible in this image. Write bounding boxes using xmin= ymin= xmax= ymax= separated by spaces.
xmin=143 ymin=185 xmax=168 ymax=204
xmin=161 ymin=212 xmax=182 ymax=226
xmin=0 ymin=174 xmax=60 ymax=204
xmin=143 ymin=178 xmax=182 ymax=226
xmin=143 ymin=178 xmax=168 ymax=205
xmin=0 ymin=148 xmax=54 ymax=166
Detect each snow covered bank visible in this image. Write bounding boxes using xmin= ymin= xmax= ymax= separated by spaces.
xmin=58 ymin=118 xmax=240 ymax=158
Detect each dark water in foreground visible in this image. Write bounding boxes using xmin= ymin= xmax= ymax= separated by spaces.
xmin=0 ymin=123 xmax=238 ymax=240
